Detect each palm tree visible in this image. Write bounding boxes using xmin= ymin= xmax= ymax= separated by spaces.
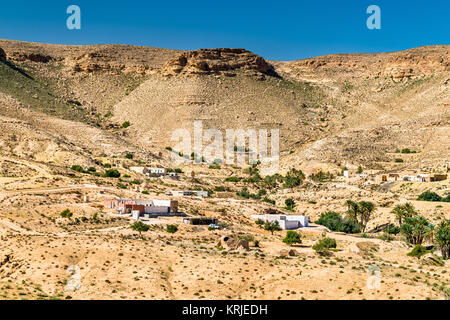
xmin=358 ymin=201 xmax=376 ymax=232
xmin=434 ymin=219 xmax=450 ymax=259
xmin=345 ymin=200 xmax=359 ymax=223
xmin=345 ymin=200 xmax=376 ymax=232
xmin=400 ymin=216 xmax=434 ymax=245
xmin=391 ymin=202 xmax=417 ymax=225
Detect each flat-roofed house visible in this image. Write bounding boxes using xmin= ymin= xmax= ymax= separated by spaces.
xmin=147 ymin=168 xmax=167 ymax=177
xmin=431 ymin=174 xmax=447 ymax=182
xmin=105 ymin=198 xmax=178 ymax=215
xmin=251 ymin=214 xmax=309 ymax=230
xmin=166 ymin=190 xmax=209 ymax=198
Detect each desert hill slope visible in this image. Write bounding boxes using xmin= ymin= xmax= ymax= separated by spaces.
xmin=0 ymin=40 xmax=448 ymax=173
xmin=0 ymin=40 xmax=449 ymax=301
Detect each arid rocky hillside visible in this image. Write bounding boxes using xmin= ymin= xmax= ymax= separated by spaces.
xmin=0 ymin=40 xmax=449 ymax=301
xmin=0 ymin=39 xmax=448 ymax=173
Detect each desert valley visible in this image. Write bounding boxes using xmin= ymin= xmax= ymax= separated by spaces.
xmin=0 ymin=39 xmax=449 ymax=300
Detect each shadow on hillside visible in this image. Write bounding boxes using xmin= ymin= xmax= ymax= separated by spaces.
xmin=0 ymin=60 xmax=34 ymax=80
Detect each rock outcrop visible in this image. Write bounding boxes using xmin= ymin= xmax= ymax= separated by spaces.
xmin=0 ymin=47 xmax=5 ymax=61
xmin=161 ymin=48 xmax=279 ymax=78
xmin=65 ymin=52 xmax=152 ymax=75
xmin=217 ymin=235 xmax=250 ymax=251
xmin=7 ymin=52 xmax=54 ymax=63
xmin=289 ymin=46 xmax=449 ymax=82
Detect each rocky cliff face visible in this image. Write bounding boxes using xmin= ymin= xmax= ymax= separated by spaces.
xmin=289 ymin=46 xmax=449 ymax=82
xmin=161 ymin=48 xmax=279 ymax=78
xmin=65 ymin=52 xmax=153 ymax=75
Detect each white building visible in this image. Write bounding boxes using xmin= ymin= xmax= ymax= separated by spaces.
xmin=165 ymin=190 xmax=209 ymax=198
xmin=147 ymin=168 xmax=167 ymax=177
xmin=251 ymin=214 xmax=309 ymax=230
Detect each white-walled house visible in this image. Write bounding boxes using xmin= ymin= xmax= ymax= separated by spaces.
xmin=251 ymin=214 xmax=309 ymax=230
xmin=165 ymin=190 xmax=209 ymax=198
xmin=147 ymin=168 xmax=167 ymax=177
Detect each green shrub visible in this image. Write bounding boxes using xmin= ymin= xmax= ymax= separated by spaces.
xmin=394 ymin=158 xmax=404 ymax=163
xmin=417 ymin=191 xmax=442 ymax=202
xmin=264 ymin=221 xmax=281 ymax=235
xmin=312 ymin=237 xmax=337 ymax=254
xmin=255 ymin=219 xmax=264 ymax=227
xmin=104 ymin=169 xmax=121 ymax=178
xmin=225 ymin=176 xmax=241 ymax=182
xmin=316 ymin=211 xmax=360 ymax=234
xmin=312 ymin=237 xmax=336 ymax=256
xmin=122 ymin=121 xmax=131 ymax=128
xmin=130 ymin=221 xmax=149 ymax=238
xmin=283 ymin=231 xmax=302 ymax=245
xmin=166 ymin=225 xmax=178 ymax=233
xmin=262 ymin=197 xmax=275 ymax=205
xmin=407 ymin=244 xmax=429 ymax=258
xmin=71 ymin=165 xmax=84 ymax=173
xmin=385 ymin=225 xmax=400 ymax=235
xmin=285 ymin=198 xmax=295 ymax=211
xmin=60 ymin=209 xmax=73 ymax=218
xmin=125 ymin=153 xmax=133 ymax=159
xmin=282 ymin=169 xmax=305 ymax=188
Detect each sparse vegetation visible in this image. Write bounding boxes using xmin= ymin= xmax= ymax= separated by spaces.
xmin=316 ymin=211 xmax=360 ymax=234
xmin=60 ymin=209 xmax=73 ymax=218
xmin=400 ymin=216 xmax=434 ymax=245
xmin=130 ymin=221 xmax=150 ymax=239
xmin=264 ymin=221 xmax=281 ymax=235
xmin=166 ymin=225 xmax=178 ymax=234
xmin=104 ymin=169 xmax=121 ymax=178
xmin=283 ymin=231 xmax=302 ymax=246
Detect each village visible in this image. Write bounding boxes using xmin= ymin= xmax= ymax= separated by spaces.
xmin=93 ymin=162 xmax=448 ymax=237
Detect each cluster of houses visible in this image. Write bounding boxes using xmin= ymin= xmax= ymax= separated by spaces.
xmin=165 ymin=190 xmax=209 ymax=198
xmin=130 ymin=167 xmax=179 ymax=179
xmin=343 ymin=170 xmax=447 ymax=184
xmin=251 ymin=214 xmax=309 ymax=230
xmin=104 ymin=198 xmax=180 ymax=220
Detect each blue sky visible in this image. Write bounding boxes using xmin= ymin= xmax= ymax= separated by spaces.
xmin=0 ymin=1 xmax=448 ymax=60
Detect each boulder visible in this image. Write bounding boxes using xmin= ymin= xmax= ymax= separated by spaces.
xmin=217 ymin=235 xmax=249 ymax=251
